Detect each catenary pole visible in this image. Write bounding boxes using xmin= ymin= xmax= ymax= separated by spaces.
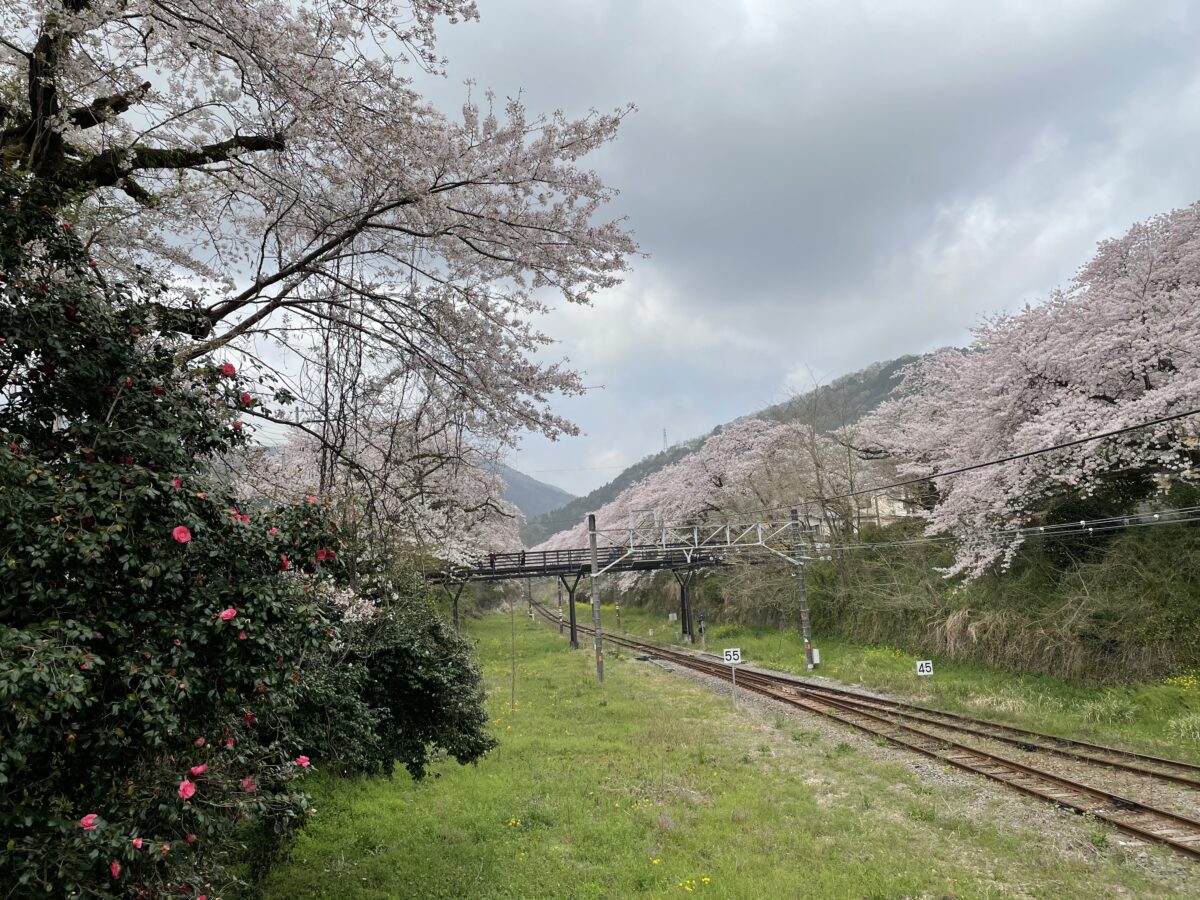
xmin=790 ymin=508 xmax=815 ymax=670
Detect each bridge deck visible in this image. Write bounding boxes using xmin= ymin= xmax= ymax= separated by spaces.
xmin=432 ymin=545 xmax=725 ymax=583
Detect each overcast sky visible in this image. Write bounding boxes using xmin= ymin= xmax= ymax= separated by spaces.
xmin=417 ymin=0 xmax=1200 ymax=497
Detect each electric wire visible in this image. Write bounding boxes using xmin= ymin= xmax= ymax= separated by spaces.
xmin=721 ymin=406 xmax=1200 ymax=519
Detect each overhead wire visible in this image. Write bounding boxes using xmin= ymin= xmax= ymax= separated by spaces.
xmin=725 ymin=406 xmax=1200 ymax=519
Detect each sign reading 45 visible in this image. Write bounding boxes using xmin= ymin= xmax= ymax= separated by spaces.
xmin=916 ymin=659 xmax=934 ymax=677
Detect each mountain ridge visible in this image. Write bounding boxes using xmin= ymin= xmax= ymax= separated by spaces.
xmin=488 ymin=462 xmax=576 ymax=520
xmin=518 ymin=354 xmax=919 ymax=545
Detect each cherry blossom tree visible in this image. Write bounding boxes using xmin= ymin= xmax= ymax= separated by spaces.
xmin=536 ymin=418 xmax=885 ymax=551
xmin=864 ymin=201 xmax=1200 ymax=576
xmin=0 ymin=0 xmax=636 ymax=533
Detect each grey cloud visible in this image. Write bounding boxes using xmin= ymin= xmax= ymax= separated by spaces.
xmin=414 ymin=1 xmax=1200 ymax=496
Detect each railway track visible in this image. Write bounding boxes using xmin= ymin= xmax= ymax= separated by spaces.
xmin=529 ymin=602 xmax=1200 ymax=861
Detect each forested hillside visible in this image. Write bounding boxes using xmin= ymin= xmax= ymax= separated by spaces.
xmin=490 ymin=463 xmax=576 ymax=519
xmin=520 ymin=355 xmax=917 ymax=544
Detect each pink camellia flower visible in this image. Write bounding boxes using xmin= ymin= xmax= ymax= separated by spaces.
xmin=296 ymin=755 xmax=311 ymax=768
xmin=194 ymin=737 xmax=205 ymax=747
xmin=186 ymin=833 xmax=197 ymax=845
xmin=268 ymin=527 xmax=278 ymax=536
xmin=132 ymin=837 xmax=143 ymax=849
xmin=238 ymin=631 xmax=247 ymax=641
xmin=240 ymin=392 xmax=252 ymax=405
xmin=278 ymin=554 xmax=291 ymax=571
xmin=219 ymin=608 xmax=237 ymax=621
xmin=160 ymin=843 xmax=170 ymax=858
xmin=189 ymin=764 xmax=207 ymax=777
xmin=243 ymin=713 xmax=257 ymax=725
xmin=178 ymin=778 xmax=196 ymax=800
xmin=171 ymin=477 xmax=181 ymax=488
xmin=196 ymin=491 xmax=207 ymax=500
xmin=232 ymin=421 xmax=243 ymax=431
xmin=110 ymin=860 xmax=121 ymax=879
xmin=220 ymin=362 xmax=236 ymax=376
xmin=152 ymin=385 xmax=165 ymax=395
xmin=172 ymin=525 xmax=191 ymax=544
xmin=178 ymin=682 xmax=186 ymax=691
xmin=305 ymin=495 xmax=318 ymax=503
xmin=80 ymin=813 xmax=98 ymax=831
xmin=224 ymin=738 xmax=234 ymax=748
xmin=240 ymin=775 xmax=257 ymax=793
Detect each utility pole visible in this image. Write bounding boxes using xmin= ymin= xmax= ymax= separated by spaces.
xmin=790 ymin=508 xmax=815 ymax=670
xmin=588 ymin=513 xmax=604 ymax=683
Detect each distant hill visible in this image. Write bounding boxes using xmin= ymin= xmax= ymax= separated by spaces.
xmin=755 ymin=356 xmax=918 ymax=431
xmin=518 ymin=437 xmax=709 ymax=546
xmin=519 ymin=355 xmax=918 ymax=546
xmin=491 ymin=463 xmax=576 ymax=520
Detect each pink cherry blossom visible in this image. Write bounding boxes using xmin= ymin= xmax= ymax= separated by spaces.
xmin=0 ymin=0 xmax=636 ymax=556
xmin=863 ymin=201 xmax=1200 ymax=577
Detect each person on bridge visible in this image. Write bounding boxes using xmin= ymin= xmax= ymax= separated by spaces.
xmin=488 ymin=552 xmax=496 ymax=574
xmin=518 ymin=550 xmax=526 ymax=567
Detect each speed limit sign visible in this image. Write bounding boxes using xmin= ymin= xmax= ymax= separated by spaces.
xmin=723 ymin=648 xmax=742 ymax=664
xmin=916 ymin=659 xmax=934 ymax=677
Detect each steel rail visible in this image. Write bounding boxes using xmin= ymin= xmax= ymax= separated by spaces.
xmin=529 ymin=603 xmax=1200 ymax=860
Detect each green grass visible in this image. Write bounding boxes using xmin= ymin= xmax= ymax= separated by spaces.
xmin=599 ymin=602 xmax=1200 ymax=763
xmin=263 ymin=612 xmax=1200 ymax=899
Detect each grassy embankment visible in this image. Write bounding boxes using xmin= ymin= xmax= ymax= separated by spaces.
xmin=263 ymin=612 xmax=1199 ymax=899
xmin=593 ymin=601 xmax=1200 ymax=763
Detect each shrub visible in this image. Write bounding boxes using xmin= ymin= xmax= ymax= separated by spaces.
xmin=1 ymin=173 xmax=497 ymax=895
xmin=289 ymin=572 xmax=495 ymax=779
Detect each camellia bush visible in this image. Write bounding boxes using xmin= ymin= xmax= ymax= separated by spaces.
xmin=0 ymin=175 xmax=494 ymax=896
